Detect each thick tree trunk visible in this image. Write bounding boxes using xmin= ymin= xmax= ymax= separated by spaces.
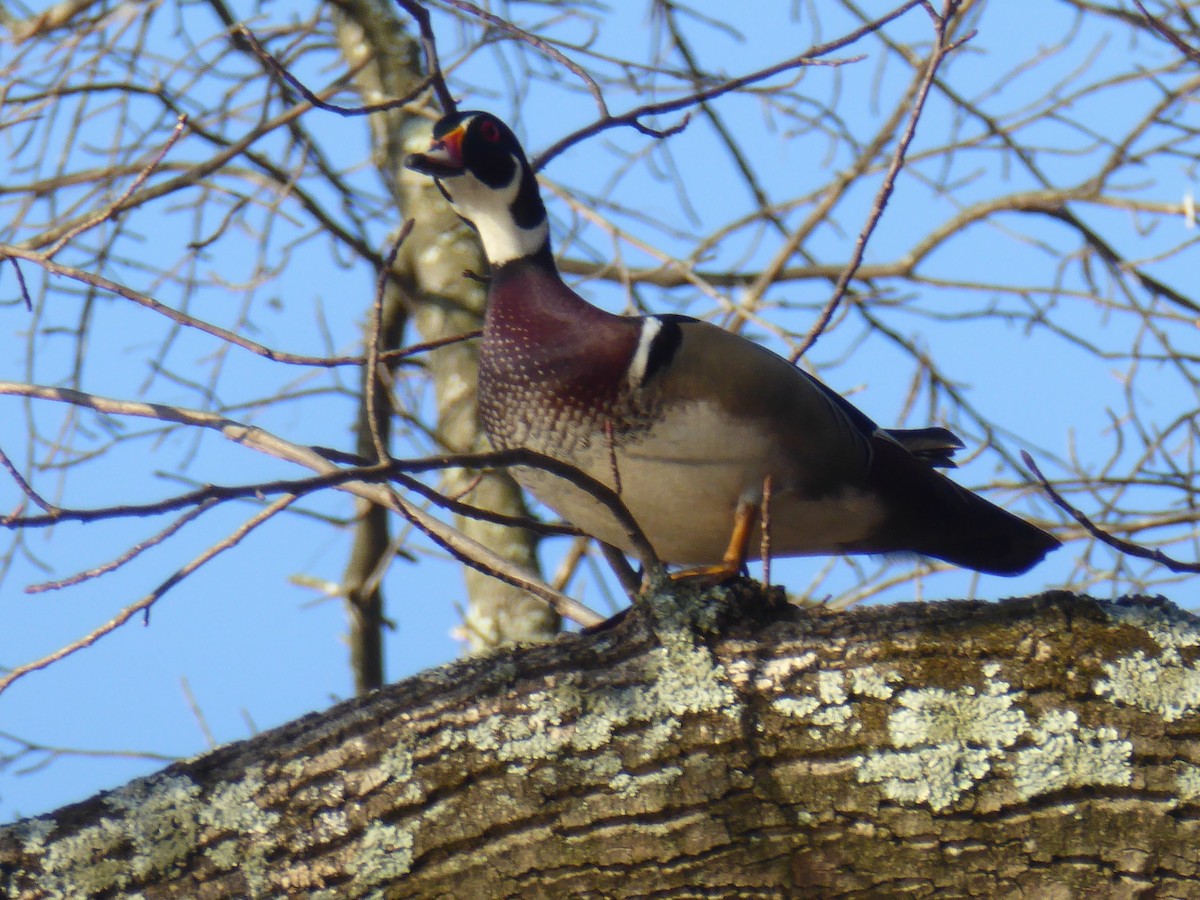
xmin=3 ymin=586 xmax=1199 ymax=898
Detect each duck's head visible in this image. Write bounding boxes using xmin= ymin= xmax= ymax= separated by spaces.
xmin=405 ymin=111 xmax=549 ymax=266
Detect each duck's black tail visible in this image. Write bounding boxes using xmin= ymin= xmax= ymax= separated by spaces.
xmin=865 ymin=436 xmax=1060 ymax=576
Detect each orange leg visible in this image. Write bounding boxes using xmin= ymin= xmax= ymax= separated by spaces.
xmin=671 ymin=498 xmax=757 ymax=583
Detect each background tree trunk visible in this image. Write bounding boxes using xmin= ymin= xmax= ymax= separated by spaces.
xmin=333 ymin=0 xmax=557 ymax=667
xmin=4 ymin=587 xmax=1198 ymax=898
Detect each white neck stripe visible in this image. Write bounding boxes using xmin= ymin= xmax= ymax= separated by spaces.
xmin=440 ymin=155 xmax=548 ymax=265
xmin=627 ymin=317 xmax=664 ymax=389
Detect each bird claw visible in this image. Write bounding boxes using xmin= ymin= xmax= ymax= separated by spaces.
xmin=669 ymin=561 xmax=745 ymax=584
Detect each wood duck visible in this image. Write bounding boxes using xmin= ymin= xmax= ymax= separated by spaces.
xmin=406 ymin=111 xmax=1060 ymax=579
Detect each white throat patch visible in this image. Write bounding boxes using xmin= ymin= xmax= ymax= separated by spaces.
xmin=440 ymin=156 xmax=549 ymax=265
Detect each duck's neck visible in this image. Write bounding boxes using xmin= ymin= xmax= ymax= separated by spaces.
xmin=486 ymin=240 xmax=619 ymax=335
xmin=475 ymin=213 xmax=550 ymax=267
xmin=451 ymin=160 xmax=550 ymax=266
xmin=491 ymin=240 xmax=557 ymax=278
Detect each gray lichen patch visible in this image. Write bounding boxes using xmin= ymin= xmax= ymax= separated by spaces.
xmin=352 ymin=821 xmax=417 ymax=888
xmin=376 ymin=741 xmax=424 ymax=804
xmin=8 ymin=764 xmax=293 ymax=899
xmin=772 ymin=665 xmax=905 ymax=742
xmin=854 ymin=674 xmax=1029 ymax=812
xmin=462 ymin=596 xmax=738 ymax=802
xmin=197 ymin=766 xmax=278 ymax=837
xmin=11 ymin=816 xmax=55 ymax=855
xmin=848 ymin=666 xmax=900 ymax=700
xmin=753 ymin=651 xmax=819 ymax=689
xmin=772 ymin=696 xmax=821 ymax=719
xmin=1104 ymin=598 xmax=1200 ymax=650
xmin=30 ymin=773 xmax=203 ymax=897
xmin=609 ymin=765 xmax=684 ymax=799
xmin=1175 ymin=762 xmax=1200 ymax=801
xmin=465 ymin=645 xmax=732 ymax=764
xmin=816 ymin=670 xmax=848 ymax=705
xmin=197 ymin=766 xmax=282 ymax=892
xmin=890 ymin=678 xmax=1028 ymax=749
xmin=1095 ymin=649 xmax=1200 ymax=722
xmin=772 ymin=691 xmax=855 ymax=741
xmin=1007 ymin=710 xmax=1132 ymax=800
xmin=857 ymin=744 xmax=994 ymax=810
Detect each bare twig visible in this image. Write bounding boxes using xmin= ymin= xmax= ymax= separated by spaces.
xmin=366 ymin=222 xmax=414 ymax=462
xmin=599 ymin=542 xmax=641 ymax=600
xmin=44 ymin=116 xmax=188 ymax=259
xmin=0 ymin=381 xmax=613 ymax=626
xmin=0 ymin=249 xmax=475 ymax=368
xmin=0 ymin=444 xmax=571 ymax=540
xmin=16 ymin=88 xmax=324 ymax=253
xmin=236 ymin=24 xmax=435 ymax=115
xmin=1134 ymin=0 xmax=1200 ymax=63
xmin=792 ymin=2 xmax=973 ymax=361
xmin=437 ymin=0 xmax=608 ymax=116
xmin=394 ymin=0 xmax=457 ymax=113
xmin=549 ymin=536 xmax=590 ymax=592
xmin=531 ymin=0 xmax=923 ymax=169
xmin=0 ymin=445 xmax=55 ymax=516
xmin=535 ymin=53 xmax=865 ymax=171
xmin=0 ymin=495 xmax=300 ymax=698
xmin=180 ymin=676 xmax=217 ymax=749
xmin=1023 ymin=451 xmax=1199 ymax=574
xmin=387 ymin=491 xmax=604 ymax=629
xmin=25 ymin=501 xmax=218 ymax=593
xmin=0 ymin=730 xmax=177 ymax=775
xmin=391 ymin=449 xmax=662 ymax=581
xmin=392 ymin=472 xmax=581 ymax=537
xmin=7 ymin=257 xmax=33 ymax=311
xmin=384 ymin=330 xmax=480 ymax=362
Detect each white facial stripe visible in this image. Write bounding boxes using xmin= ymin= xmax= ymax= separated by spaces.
xmin=440 ymin=154 xmax=549 ymax=265
xmin=627 ymin=316 xmax=664 ymax=389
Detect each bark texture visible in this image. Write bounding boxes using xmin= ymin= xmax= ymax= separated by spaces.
xmin=3 ymin=587 xmax=1200 ymax=898
xmin=333 ymin=0 xmax=556 ymax=654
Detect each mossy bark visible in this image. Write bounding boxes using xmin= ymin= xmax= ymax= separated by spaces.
xmin=3 ymin=587 xmax=1199 ymax=898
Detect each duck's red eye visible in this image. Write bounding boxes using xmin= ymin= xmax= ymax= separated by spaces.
xmin=480 ymin=120 xmax=501 ymax=143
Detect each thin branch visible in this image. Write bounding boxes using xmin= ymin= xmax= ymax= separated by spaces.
xmin=0 ymin=445 xmax=55 ymax=515
xmin=15 ymin=85 xmax=324 ymax=252
xmin=386 ymin=487 xmax=603 ymax=629
xmin=44 ymin=116 xmax=188 ymax=259
xmin=0 ymin=249 xmax=474 ymax=368
xmin=0 ymin=381 xmax=612 ymax=626
xmin=0 ymin=495 xmax=300 ymax=698
xmin=792 ymin=2 xmax=973 ymax=361
xmin=0 ymin=730 xmax=177 ymax=775
xmin=1134 ymin=0 xmax=1200 ymax=64
xmin=392 ymin=471 xmax=581 ymax=537
xmin=394 ymin=0 xmax=457 ymax=113
xmin=534 ymin=52 xmax=871 ymax=170
xmin=236 ymin=24 xmax=435 ymax=115
xmin=530 ymin=0 xmax=922 ymax=169
xmin=1023 ymin=451 xmax=1199 ymax=574
xmin=7 ymin=257 xmax=32 ymax=311
xmin=437 ymin=0 xmax=608 ymax=117
xmin=384 ymin=329 xmax=480 ymax=362
xmin=391 ymin=450 xmax=663 ymax=580
xmin=25 ymin=501 xmax=219 ymax=594
xmin=366 ymin=222 xmax=413 ymax=462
